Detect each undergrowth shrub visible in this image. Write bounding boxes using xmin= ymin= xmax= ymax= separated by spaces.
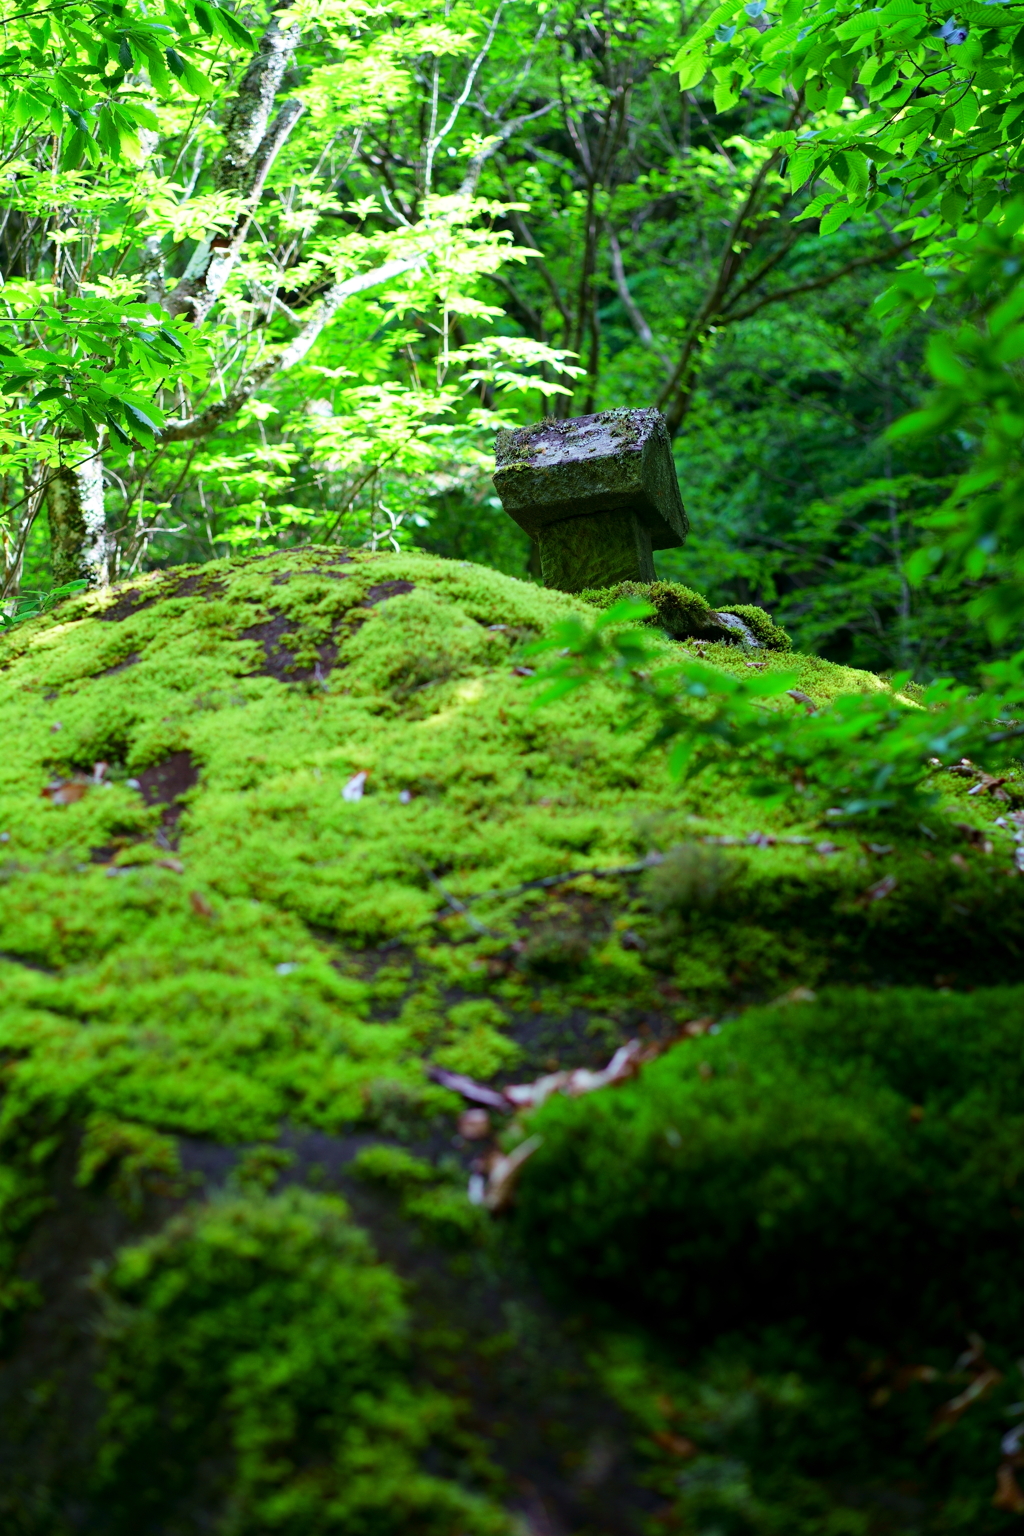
xmin=514 ymin=987 xmax=1024 ymax=1351
xmin=91 ymin=1187 xmax=509 ymax=1535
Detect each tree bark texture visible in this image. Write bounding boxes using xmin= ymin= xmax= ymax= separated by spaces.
xmin=164 ymin=13 xmax=302 ymax=324
xmin=47 ymin=456 xmax=109 ymax=588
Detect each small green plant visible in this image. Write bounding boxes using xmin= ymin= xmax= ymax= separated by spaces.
xmin=0 ymin=580 xmax=88 ymax=631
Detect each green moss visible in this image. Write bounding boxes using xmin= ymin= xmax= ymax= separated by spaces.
xmin=716 ymin=600 xmax=792 ymax=651
xmin=91 ymin=1187 xmax=509 ymax=1533
xmin=513 ymin=985 xmax=1024 ymax=1346
xmin=580 ymin=579 xmax=791 ymax=650
xmin=352 ymin=1144 xmax=487 ymax=1246
xmin=76 ymin=1112 xmax=185 ymax=1215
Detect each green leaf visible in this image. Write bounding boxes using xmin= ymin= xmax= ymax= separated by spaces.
xmin=212 ymin=5 xmax=252 ymax=46
xmin=105 ymin=415 xmax=133 ymax=446
xmin=677 ymin=49 xmax=708 ymax=89
xmin=122 ymin=401 xmax=160 ymax=436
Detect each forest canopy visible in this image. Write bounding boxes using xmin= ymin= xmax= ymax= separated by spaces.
xmin=0 ymin=0 xmax=1023 ymax=678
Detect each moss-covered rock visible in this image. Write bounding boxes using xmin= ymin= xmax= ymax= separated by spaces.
xmin=0 ymin=546 xmax=1021 ymax=1532
xmin=580 ymin=579 xmax=792 ymax=649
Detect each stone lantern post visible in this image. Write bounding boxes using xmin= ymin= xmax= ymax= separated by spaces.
xmin=492 ymin=408 xmax=687 ymax=592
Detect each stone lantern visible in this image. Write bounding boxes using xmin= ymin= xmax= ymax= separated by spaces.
xmin=492 ymin=408 xmax=687 ymax=592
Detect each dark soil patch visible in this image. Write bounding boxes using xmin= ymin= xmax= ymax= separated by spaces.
xmin=99 ymin=573 xmax=225 ymax=623
xmin=363 ymin=579 xmax=415 ymax=605
xmin=239 ymin=611 xmax=339 ymax=684
xmin=134 ymin=749 xmax=199 ymax=845
xmin=93 ymin=653 xmax=140 ymax=678
xmin=240 ymin=581 xmax=416 ymax=685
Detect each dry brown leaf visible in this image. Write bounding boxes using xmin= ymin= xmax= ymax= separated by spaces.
xmin=652 ymin=1431 xmax=698 ymax=1459
xmin=786 ymin=689 xmax=817 ymax=713
xmin=189 ymin=891 xmax=216 ymax=918
xmin=41 ymin=778 xmax=89 ymax=805
xmin=484 ymin=1134 xmax=543 ymax=1212
xmin=157 ymin=858 xmax=184 ymax=874
xmin=994 ymin=1463 xmax=1024 ymax=1514
xmin=864 ymin=875 xmax=898 ymax=902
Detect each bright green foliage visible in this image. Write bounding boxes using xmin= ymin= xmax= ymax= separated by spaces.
xmin=891 ymin=217 xmax=1024 ymax=643
xmin=674 ymin=0 xmax=1024 ymax=262
xmin=91 ymin=1186 xmax=510 ymax=1533
xmin=529 ymin=595 xmax=1024 ymax=816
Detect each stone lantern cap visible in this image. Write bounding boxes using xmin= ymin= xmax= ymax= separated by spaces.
xmin=492 ymin=408 xmax=688 ymax=551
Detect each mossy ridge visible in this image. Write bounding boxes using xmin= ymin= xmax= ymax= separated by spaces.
xmin=0 ymin=548 xmax=1020 ymax=1530
xmin=0 ymin=545 xmax=1015 ymax=1158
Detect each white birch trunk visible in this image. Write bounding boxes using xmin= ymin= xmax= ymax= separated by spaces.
xmin=47 ymin=455 xmax=109 ymax=588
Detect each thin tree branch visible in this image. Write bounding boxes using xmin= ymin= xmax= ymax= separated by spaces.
xmin=722 ymin=242 xmax=914 ymax=325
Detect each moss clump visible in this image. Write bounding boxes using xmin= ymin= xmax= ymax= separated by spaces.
xmin=716 ymin=599 xmax=792 ymax=651
xmin=91 ymin=1186 xmax=509 ymax=1534
xmin=514 ymin=985 xmax=1024 ymax=1346
xmin=580 ymin=579 xmax=791 ymax=650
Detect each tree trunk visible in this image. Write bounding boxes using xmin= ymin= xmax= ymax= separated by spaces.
xmin=47 ymin=455 xmax=109 ymax=588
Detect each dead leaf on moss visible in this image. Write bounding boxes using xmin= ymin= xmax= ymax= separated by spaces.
xmin=157 ymin=858 xmax=185 ymax=874
xmin=189 ymin=891 xmax=215 ymax=919
xmin=787 ymin=689 xmax=817 ymax=713
xmin=864 ymin=875 xmax=898 ymax=902
xmin=483 ymin=1133 xmax=543 ymax=1212
xmin=994 ymin=1463 xmax=1024 ymax=1514
xmin=41 ymin=778 xmax=89 ymax=805
xmin=949 ymin=853 xmax=969 ymax=871
xmin=681 ymin=1016 xmax=713 ymax=1037
xmin=342 ymin=771 xmax=368 ymax=802
xmin=426 ymin=1067 xmax=509 ymax=1111
xmin=505 ymin=1040 xmax=649 ymax=1107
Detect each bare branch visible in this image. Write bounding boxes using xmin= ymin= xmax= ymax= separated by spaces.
xmin=723 ymin=242 xmax=914 ymax=324
xmin=163 ymin=12 xmax=303 ymax=324
xmin=607 ymin=225 xmax=670 ymax=364
xmin=160 ymin=257 xmax=423 ymax=442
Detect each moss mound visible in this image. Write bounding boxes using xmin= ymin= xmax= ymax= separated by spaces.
xmin=515 ymin=985 xmax=1024 ymax=1344
xmin=0 ymin=546 xmax=1021 ymax=1531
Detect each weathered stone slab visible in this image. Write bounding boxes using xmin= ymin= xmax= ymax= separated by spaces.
xmin=492 ymin=408 xmax=687 ymax=592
